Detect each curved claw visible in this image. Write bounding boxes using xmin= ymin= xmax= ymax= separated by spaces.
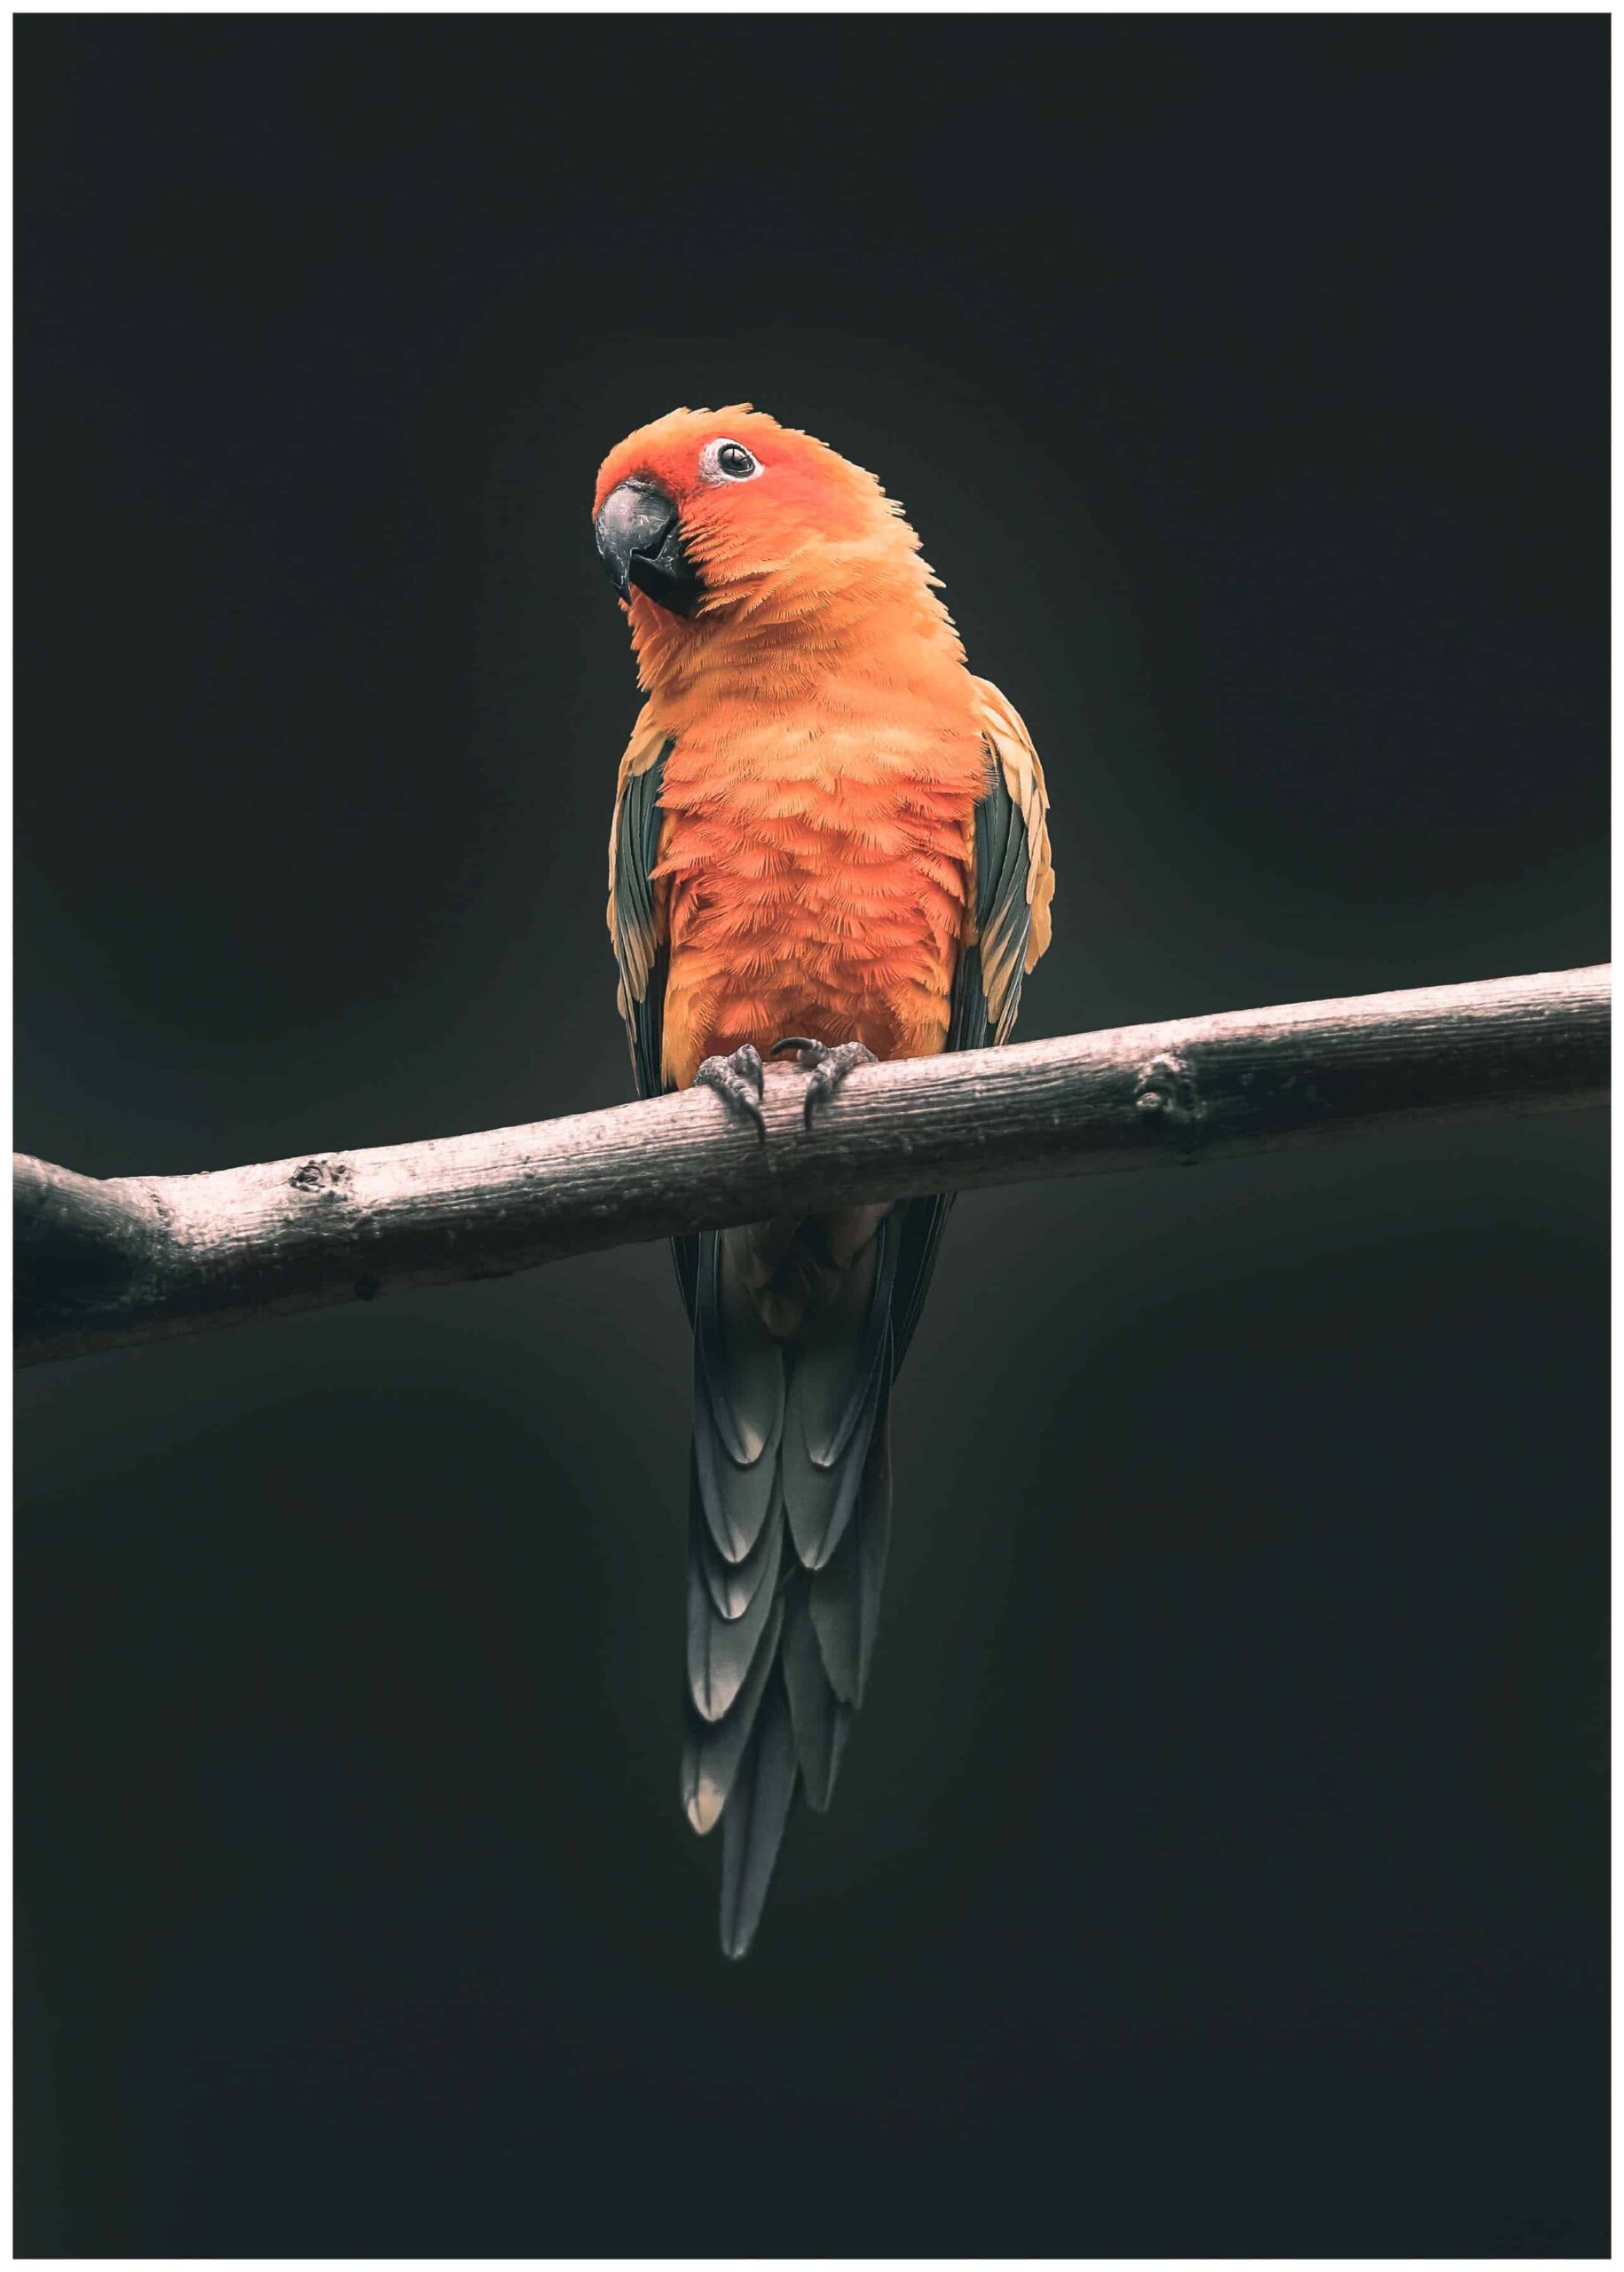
xmin=796 ymin=1041 xmax=878 ymax=1132
xmin=695 ymin=1045 xmax=768 ymax=1142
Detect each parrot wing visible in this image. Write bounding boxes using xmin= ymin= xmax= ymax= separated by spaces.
xmin=606 ymin=704 xmax=674 ymax=1106
xmin=965 ymin=675 xmax=1055 ymax=1046
xmin=609 ymin=708 xmax=700 ymax=1314
xmin=890 ymin=680 xmax=1055 ymax=1367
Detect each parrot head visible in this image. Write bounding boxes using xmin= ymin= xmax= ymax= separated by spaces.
xmin=591 ymin=406 xmax=957 ymax=671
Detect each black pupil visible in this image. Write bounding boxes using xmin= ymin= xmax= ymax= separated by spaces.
xmin=718 ymin=444 xmax=753 ymax=477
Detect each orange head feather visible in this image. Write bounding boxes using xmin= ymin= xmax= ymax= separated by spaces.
xmin=591 ymin=406 xmax=965 ymax=698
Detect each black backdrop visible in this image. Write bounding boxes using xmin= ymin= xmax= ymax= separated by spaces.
xmin=16 ymin=16 xmax=1608 ymax=2257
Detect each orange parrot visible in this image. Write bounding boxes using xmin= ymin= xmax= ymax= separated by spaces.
xmin=593 ymin=406 xmax=1054 ymax=1955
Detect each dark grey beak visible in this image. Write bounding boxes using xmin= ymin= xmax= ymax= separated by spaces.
xmin=594 ymin=477 xmax=703 ymax=618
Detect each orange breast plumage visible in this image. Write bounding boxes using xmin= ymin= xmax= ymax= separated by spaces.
xmin=652 ymin=716 xmax=990 ymax=1089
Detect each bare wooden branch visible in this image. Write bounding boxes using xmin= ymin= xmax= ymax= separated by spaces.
xmin=14 ymin=964 xmax=1609 ymax=1368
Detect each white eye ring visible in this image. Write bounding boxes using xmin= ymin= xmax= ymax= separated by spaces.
xmin=699 ymin=438 xmax=761 ymax=484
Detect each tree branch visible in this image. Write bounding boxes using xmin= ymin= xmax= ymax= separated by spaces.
xmin=14 ymin=964 xmax=1609 ymax=1368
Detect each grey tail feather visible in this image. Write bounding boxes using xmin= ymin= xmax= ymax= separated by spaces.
xmin=681 ymin=1226 xmax=897 ymax=1958
xmin=719 ymin=1661 xmax=800 ymax=1960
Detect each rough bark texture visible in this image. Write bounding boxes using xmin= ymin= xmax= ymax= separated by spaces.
xmin=14 ymin=964 xmax=1609 ymax=1368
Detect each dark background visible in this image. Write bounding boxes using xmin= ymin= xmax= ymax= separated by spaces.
xmin=16 ymin=15 xmax=1608 ymax=2257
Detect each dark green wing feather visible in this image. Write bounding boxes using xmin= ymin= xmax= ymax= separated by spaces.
xmin=609 ymin=719 xmax=698 ymax=1313
xmin=609 ymin=726 xmax=674 ymax=1106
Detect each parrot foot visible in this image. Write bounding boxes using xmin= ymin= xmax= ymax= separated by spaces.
xmin=695 ymin=1045 xmax=767 ymax=1141
xmin=768 ymin=1037 xmax=879 ymax=1132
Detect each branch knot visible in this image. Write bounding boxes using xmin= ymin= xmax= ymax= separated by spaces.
xmin=1134 ymin=1050 xmax=1204 ymax=1151
xmin=290 ymin=1157 xmax=351 ymax=1197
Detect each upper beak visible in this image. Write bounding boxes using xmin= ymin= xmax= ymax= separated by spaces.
xmin=594 ymin=478 xmax=703 ymax=618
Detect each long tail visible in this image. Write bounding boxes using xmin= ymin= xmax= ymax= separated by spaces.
xmin=679 ymin=1208 xmax=901 ymax=1958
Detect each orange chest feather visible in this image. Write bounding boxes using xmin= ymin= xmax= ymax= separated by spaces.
xmin=652 ymin=730 xmax=989 ymax=1086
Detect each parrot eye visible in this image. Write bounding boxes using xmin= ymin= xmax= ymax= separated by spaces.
xmin=700 ymin=438 xmax=761 ymax=484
